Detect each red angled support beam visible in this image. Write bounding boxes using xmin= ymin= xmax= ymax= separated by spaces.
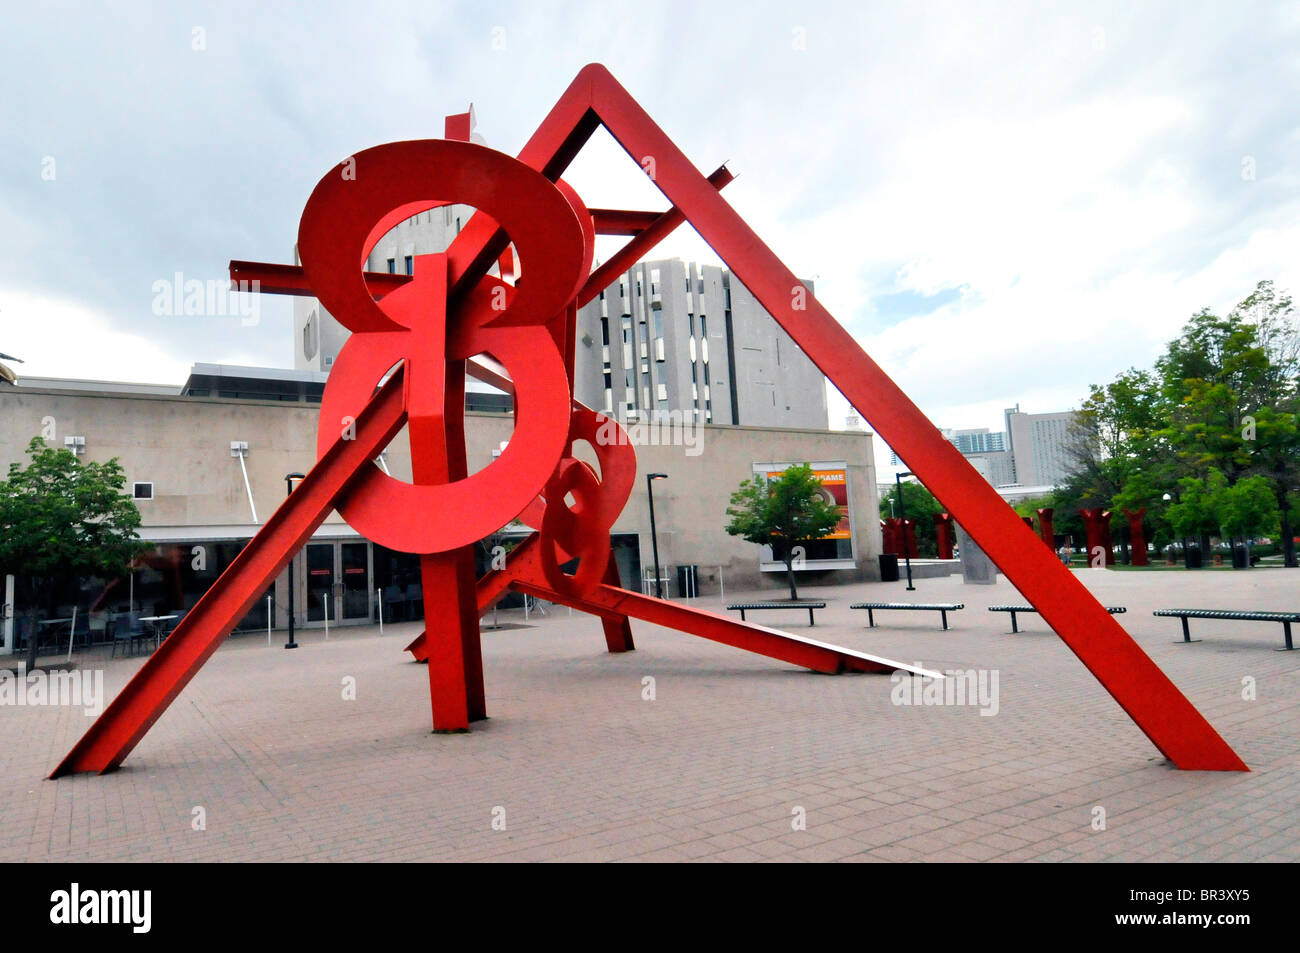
xmin=511 ymin=573 xmax=924 ymax=677
xmin=498 ymin=64 xmax=1245 ymax=770
xmin=51 ymin=370 xmax=410 ymax=777
xmin=410 ymin=528 xmax=931 ymax=678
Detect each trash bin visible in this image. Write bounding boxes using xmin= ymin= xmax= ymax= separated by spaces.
xmin=1184 ymin=545 xmax=1202 ymax=569
xmin=1232 ymin=545 xmax=1249 ymax=569
xmin=878 ymin=553 xmax=900 ymax=582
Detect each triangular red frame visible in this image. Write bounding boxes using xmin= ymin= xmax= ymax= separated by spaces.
xmin=51 ymin=64 xmax=1246 ymax=776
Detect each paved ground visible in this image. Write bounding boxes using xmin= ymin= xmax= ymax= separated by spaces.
xmin=2 ymin=568 xmax=1297 ymax=862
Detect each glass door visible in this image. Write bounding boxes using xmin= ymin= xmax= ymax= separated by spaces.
xmin=339 ymin=542 xmax=370 ymax=621
xmin=305 ymin=543 xmax=334 ymax=623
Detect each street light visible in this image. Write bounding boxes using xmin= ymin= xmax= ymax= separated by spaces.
xmin=896 ymin=470 xmax=916 ymax=591
xmin=647 ymin=473 xmax=668 ymax=598
xmin=284 ymin=472 xmax=305 ymax=649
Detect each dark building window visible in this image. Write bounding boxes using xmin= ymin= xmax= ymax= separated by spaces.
xmin=404 ymin=256 xmax=413 ymax=275
xmin=387 ymin=258 xmax=396 ymax=274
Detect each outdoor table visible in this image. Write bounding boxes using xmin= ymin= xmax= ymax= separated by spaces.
xmin=138 ymin=615 xmax=178 ymax=650
xmin=35 ymin=617 xmax=74 ymax=652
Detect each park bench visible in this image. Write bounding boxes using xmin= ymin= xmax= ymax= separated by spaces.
xmin=851 ymin=602 xmax=964 ymax=630
xmin=989 ymin=604 xmax=1127 ymax=633
xmin=1153 ymin=608 xmax=1299 ymax=651
xmin=726 ymin=601 xmax=826 ymax=626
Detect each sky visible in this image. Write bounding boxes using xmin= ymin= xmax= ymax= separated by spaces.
xmin=2 ymin=0 xmax=1298 ymax=479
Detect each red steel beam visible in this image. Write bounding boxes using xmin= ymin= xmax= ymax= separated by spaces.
xmin=590 ymin=208 xmax=663 ymax=235
xmin=229 ymin=259 xmax=411 ymax=299
xmin=512 ymin=576 xmax=930 ymax=677
xmin=50 ymin=370 xmax=410 ymax=777
xmin=577 ymin=165 xmax=733 ymax=307
xmin=505 ymin=64 xmax=1245 ymax=770
xmin=409 ymin=530 xmax=933 ymax=678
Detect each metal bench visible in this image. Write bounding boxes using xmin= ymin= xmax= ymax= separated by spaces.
xmin=726 ymin=601 xmax=826 ymax=626
xmin=990 ymin=604 xmax=1126 ymax=633
xmin=851 ymin=602 xmax=964 ymax=630
xmin=1153 ymin=608 xmax=1300 ymax=650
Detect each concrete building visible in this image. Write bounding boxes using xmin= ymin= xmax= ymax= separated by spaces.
xmin=1004 ymin=404 xmax=1075 ymax=488
xmin=574 ymin=258 xmax=828 ymax=430
xmin=891 ymin=426 xmax=1017 ymax=488
xmin=0 ymin=367 xmax=880 ymax=648
xmin=886 ymin=411 xmax=1074 ymax=490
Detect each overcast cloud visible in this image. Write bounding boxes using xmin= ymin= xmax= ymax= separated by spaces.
xmin=2 ymin=1 xmax=1298 ymax=477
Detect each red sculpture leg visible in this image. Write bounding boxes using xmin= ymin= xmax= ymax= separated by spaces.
xmin=1126 ymin=508 xmax=1149 ymax=567
xmin=1037 ymin=507 xmax=1055 ymax=548
xmin=1101 ymin=513 xmax=1116 ymax=566
xmin=903 ymin=519 xmax=918 ymax=558
xmin=50 ymin=370 xmax=409 ymax=776
xmin=1081 ymin=509 xmax=1108 ymax=567
xmin=934 ymin=513 xmax=954 ymax=560
xmin=410 ymin=344 xmax=486 ymax=729
xmin=420 ymin=550 xmax=486 ymax=729
xmin=882 ymin=518 xmax=902 ymax=555
xmin=599 ymin=553 xmax=635 ymax=653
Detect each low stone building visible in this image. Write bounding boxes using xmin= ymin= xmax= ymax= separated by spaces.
xmin=0 ymin=367 xmax=882 ymax=648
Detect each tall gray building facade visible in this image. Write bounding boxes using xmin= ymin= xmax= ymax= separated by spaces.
xmin=574 ymin=258 xmax=828 ymax=429
xmin=1004 ymin=404 xmax=1074 ymax=488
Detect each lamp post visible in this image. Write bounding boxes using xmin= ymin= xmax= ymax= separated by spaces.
xmin=284 ymin=472 xmax=305 ymax=648
xmin=647 ymin=473 xmax=668 ymax=598
xmin=896 ymin=470 xmax=916 ymax=591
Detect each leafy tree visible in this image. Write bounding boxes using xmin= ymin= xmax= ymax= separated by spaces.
xmin=1059 ymin=280 xmax=1299 ymax=565
xmin=879 ymin=481 xmax=945 ymax=556
xmin=0 ymin=437 xmax=149 ymax=667
xmin=1215 ymin=474 xmax=1279 ymax=548
xmin=725 ymin=464 xmax=842 ymax=599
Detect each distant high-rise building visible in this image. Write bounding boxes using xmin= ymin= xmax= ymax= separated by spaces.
xmin=1004 ymin=404 xmax=1074 ymax=488
xmin=886 ymin=409 xmax=1072 ymax=488
xmin=892 ymin=427 xmax=1013 ymax=484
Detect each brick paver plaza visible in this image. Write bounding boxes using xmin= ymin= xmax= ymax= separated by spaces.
xmin=3 ymin=568 xmax=1297 ymax=862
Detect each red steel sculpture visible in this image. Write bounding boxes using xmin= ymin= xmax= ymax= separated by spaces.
xmin=51 ymin=64 xmax=1246 ymax=777
xmin=1036 ymin=507 xmax=1055 ymax=549
xmin=1126 ymin=508 xmax=1150 ymax=567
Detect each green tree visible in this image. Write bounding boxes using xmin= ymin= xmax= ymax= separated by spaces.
xmin=725 ymin=464 xmax=842 ymax=599
xmin=1215 ymin=474 xmax=1279 ymax=550
xmin=879 ymin=481 xmax=945 ymax=556
xmin=1058 ymin=280 xmax=1299 ymax=565
xmin=0 ymin=437 xmax=149 ymax=667
xmin=1165 ymin=471 xmax=1227 ymax=548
